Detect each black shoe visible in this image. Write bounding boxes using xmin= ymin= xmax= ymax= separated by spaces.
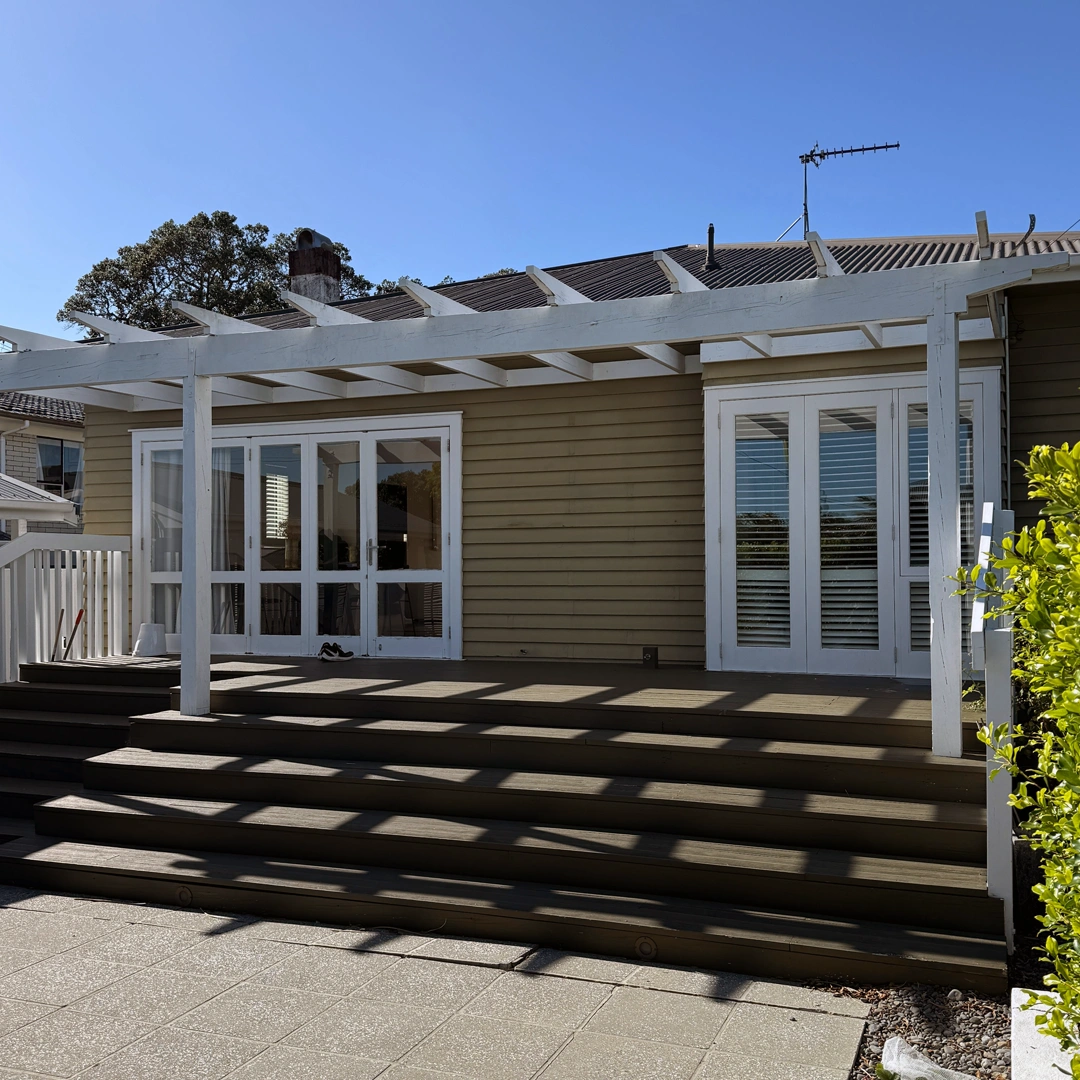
xmin=318 ymin=641 xmax=354 ymax=662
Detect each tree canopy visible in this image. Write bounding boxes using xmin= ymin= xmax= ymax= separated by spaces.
xmin=57 ymin=210 xmax=520 ymax=331
xmin=57 ymin=212 xmax=373 ymax=329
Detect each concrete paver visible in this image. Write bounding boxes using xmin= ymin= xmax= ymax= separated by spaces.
xmin=0 ymin=888 xmax=867 ymax=1079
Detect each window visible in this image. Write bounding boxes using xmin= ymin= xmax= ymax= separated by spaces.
xmin=37 ymin=438 xmax=84 ymax=514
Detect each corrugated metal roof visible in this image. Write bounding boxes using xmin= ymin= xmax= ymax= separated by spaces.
xmin=0 ymin=473 xmax=63 ymax=503
xmin=0 ymin=392 xmax=84 ymax=426
xmin=146 ymin=230 xmax=1078 ymax=336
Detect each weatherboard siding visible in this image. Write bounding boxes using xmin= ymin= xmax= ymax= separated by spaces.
xmin=1007 ymin=282 xmax=1080 ymax=530
xmin=81 ymin=375 xmax=707 ymax=664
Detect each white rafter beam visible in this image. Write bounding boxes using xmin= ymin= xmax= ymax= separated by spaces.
xmin=525 ymin=265 xmax=592 ymax=306
xmin=807 ymin=231 xmax=844 ymax=278
xmin=279 ymin=289 xmax=429 ymax=393
xmin=172 ymin=300 xmax=348 ymax=398
xmin=0 ymin=325 xmax=86 ymax=351
xmin=524 ymin=266 xmax=681 ymax=374
xmin=436 ymin=357 xmax=508 ymax=386
xmin=1 ymin=255 xmax=1071 ymax=393
xmin=976 ymin=211 xmax=992 ymax=260
xmin=68 ymin=311 xmax=164 ymax=343
xmin=401 ymin=276 xmax=594 ymax=381
xmin=653 ymin=251 xmax=709 ymax=293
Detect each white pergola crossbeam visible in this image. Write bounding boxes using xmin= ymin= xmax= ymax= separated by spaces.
xmin=435 ymin=358 xmax=508 ymax=386
xmin=859 ymin=321 xmax=885 ymax=348
xmin=976 ymin=211 xmax=992 ymax=260
xmin=737 ymin=334 xmax=773 ymax=357
xmin=343 ymin=366 xmax=425 ymax=393
xmin=398 ymin=277 xmax=474 ymax=317
xmin=653 ymin=251 xmax=709 ymax=293
xmin=0 ymin=326 xmax=85 ymax=352
xmin=170 ymin=301 xmax=271 ymax=335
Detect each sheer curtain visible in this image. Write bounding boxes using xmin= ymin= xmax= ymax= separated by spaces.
xmin=212 ymin=447 xmax=240 ymax=635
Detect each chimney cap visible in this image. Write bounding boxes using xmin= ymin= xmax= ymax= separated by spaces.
xmin=296 ymin=228 xmax=334 ymax=251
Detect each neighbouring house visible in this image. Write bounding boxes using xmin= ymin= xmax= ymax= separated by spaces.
xmin=0 ymin=392 xmax=84 ymax=539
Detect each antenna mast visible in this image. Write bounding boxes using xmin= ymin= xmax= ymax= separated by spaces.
xmin=799 ymin=141 xmax=900 ymax=238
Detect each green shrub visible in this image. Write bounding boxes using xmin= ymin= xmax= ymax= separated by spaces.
xmin=965 ymin=443 xmax=1080 ymax=1077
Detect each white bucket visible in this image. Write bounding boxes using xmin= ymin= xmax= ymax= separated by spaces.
xmin=132 ymin=623 xmax=166 ymax=657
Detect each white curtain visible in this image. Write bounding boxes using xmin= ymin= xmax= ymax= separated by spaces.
xmin=211 ymin=447 xmax=239 ymax=634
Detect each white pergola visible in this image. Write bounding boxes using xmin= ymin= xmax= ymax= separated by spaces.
xmin=2 ymin=236 xmax=1077 ymax=755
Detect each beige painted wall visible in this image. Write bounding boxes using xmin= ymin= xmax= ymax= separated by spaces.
xmin=83 ymin=375 xmax=707 ymax=664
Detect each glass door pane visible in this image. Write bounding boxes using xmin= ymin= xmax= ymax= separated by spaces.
xmin=149 ymin=447 xmax=183 ymax=640
xmin=371 ymin=434 xmax=447 ymax=655
xmin=315 ymin=441 xmax=363 ymax=647
xmin=719 ymin=401 xmax=807 ymax=672
xmin=734 ymin=413 xmax=792 ymax=648
xmin=818 ymin=407 xmax=878 ymax=650
xmin=253 ymin=442 xmax=304 ymax=650
xmin=210 ymin=445 xmax=246 ymax=643
xmin=805 ymin=394 xmax=894 ymax=676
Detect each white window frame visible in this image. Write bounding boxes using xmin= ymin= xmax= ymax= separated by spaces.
xmin=704 ymin=368 xmax=1001 ymax=674
xmin=131 ymin=411 xmax=463 ymax=660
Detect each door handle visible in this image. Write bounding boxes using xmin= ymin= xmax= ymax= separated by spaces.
xmin=366 ymin=538 xmax=374 ymax=566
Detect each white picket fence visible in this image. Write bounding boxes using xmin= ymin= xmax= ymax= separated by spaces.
xmin=0 ymin=534 xmax=130 ymax=684
xmin=970 ymin=501 xmax=1015 ymax=951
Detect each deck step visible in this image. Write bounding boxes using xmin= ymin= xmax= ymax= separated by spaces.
xmin=191 ymin=682 xmax=979 ymax=751
xmin=0 ymin=778 xmax=82 ymax=818
xmin=129 ymin=713 xmax=987 ymax=802
xmin=0 ymin=834 xmax=1008 ymax=992
xmin=34 ymin=791 xmax=998 ymax=934
xmin=0 ymin=709 xmax=132 ymax=748
xmin=0 ymin=741 xmax=101 ymax=783
xmin=87 ymin=747 xmax=987 ymax=861
xmin=0 ymin=682 xmax=168 ymax=717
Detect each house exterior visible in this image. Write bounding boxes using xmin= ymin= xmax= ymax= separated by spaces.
xmin=2 ymin=225 xmax=1078 ymax=750
xmin=0 ymin=392 xmax=84 ymax=538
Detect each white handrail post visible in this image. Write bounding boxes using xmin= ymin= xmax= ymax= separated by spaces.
xmin=985 ymin=507 xmax=1015 ymax=952
xmin=927 ymin=285 xmax=963 ymax=757
xmin=180 ymin=372 xmax=212 ymax=716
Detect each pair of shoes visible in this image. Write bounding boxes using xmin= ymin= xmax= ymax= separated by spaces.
xmin=317 ymin=641 xmax=354 ymax=662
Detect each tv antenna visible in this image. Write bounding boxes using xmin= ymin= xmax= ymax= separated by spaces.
xmin=798 ymin=141 xmax=899 ymax=238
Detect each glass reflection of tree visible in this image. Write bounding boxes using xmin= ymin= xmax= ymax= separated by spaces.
xmin=378 ymin=461 xmax=441 ymax=570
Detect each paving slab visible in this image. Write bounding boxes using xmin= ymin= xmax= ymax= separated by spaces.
xmin=284 ymin=996 xmax=451 ymax=1059
xmin=254 ymin=944 xmax=398 ymax=995
xmin=515 ymin=949 xmax=638 ymax=984
xmin=402 ymin=1013 xmax=570 ymax=1080
xmin=79 ymin=1025 xmax=265 ymax=1080
xmin=66 ymin=920 xmax=202 ymax=965
xmin=0 ymin=949 xmax=40 ymax=980
xmin=157 ymin=934 xmax=300 ymax=981
xmin=0 ymin=1007 xmax=151 ymax=1076
xmin=176 ymin=981 xmax=340 ymax=1042
xmin=585 ymin=985 xmax=734 ymax=1048
xmin=225 ymin=1043 xmax=388 ymax=1079
xmin=322 ymin=928 xmax=435 ymax=954
xmin=711 ymin=1001 xmax=865 ymax=1071
xmin=356 ymin=956 xmax=502 ymax=1011
xmin=72 ymin=967 xmax=237 ymax=1024
xmin=409 ymin=936 xmax=535 ymax=967
xmin=0 ymin=997 xmax=54 ymax=1038
xmin=539 ymin=1030 xmax=704 ymax=1080
xmin=465 ymin=970 xmax=612 ymax=1028
xmin=695 ymin=1049 xmax=849 ymax=1079
xmin=0 ymin=954 xmax=138 ymax=1006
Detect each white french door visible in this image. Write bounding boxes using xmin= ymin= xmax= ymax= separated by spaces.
xmin=139 ymin=417 xmax=458 ymax=659
xmin=719 ymin=391 xmax=895 ymax=676
xmin=708 ymin=373 xmax=994 ymax=678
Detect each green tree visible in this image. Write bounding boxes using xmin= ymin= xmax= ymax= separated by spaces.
xmin=58 ymin=211 xmax=373 ymax=329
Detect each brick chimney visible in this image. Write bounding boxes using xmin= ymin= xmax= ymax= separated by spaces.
xmin=288 ymin=229 xmax=342 ymax=303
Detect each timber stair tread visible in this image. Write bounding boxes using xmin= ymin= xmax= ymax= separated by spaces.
xmin=0 ymin=741 xmax=103 ymax=762
xmin=0 ymin=834 xmax=1008 ymax=990
xmin=39 ymin=791 xmax=987 ymax=895
xmin=0 ymin=708 xmax=132 ymax=729
xmin=127 ymin=712 xmax=985 ymax=802
xmin=89 ymin=747 xmax=987 ymax=831
xmin=0 ymin=778 xmax=81 ymax=798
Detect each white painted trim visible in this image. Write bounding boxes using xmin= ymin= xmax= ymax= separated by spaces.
xmin=131 ymin=410 xmax=464 ymax=663
xmin=653 ymin=251 xmax=708 ymax=293
xmin=806 ymin=232 xmax=844 ymax=278
xmin=3 ymin=254 xmax=1065 ymax=393
xmin=704 ymin=367 xmax=1002 ymax=679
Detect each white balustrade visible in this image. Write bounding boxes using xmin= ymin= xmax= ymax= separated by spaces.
xmin=0 ymin=535 xmax=130 ymax=684
xmin=970 ymin=501 xmax=1015 ymax=952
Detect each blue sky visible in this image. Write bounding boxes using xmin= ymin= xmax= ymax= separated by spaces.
xmin=3 ymin=0 xmax=1079 ymax=336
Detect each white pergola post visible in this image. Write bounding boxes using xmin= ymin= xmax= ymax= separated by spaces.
xmin=180 ymin=373 xmax=212 ymax=716
xmin=927 ymin=284 xmax=963 ymax=756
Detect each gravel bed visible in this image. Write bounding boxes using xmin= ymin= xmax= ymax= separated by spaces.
xmin=808 ymin=932 xmax=1055 ymax=1078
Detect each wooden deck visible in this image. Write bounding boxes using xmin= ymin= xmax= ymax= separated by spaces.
xmin=53 ymin=655 xmax=938 ymax=722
